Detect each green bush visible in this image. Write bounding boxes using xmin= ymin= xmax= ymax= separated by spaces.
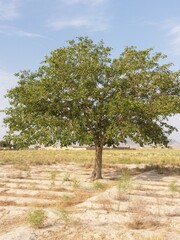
xmin=27 ymin=209 xmax=47 ymax=228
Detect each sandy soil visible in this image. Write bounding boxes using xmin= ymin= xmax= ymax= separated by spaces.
xmin=0 ymin=163 xmax=179 ymax=240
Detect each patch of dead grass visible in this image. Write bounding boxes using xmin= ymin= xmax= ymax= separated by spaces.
xmin=94 ymin=198 xmax=113 ymax=212
xmin=127 ymin=215 xmax=161 ymax=230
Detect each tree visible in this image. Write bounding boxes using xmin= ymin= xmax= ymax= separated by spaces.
xmin=4 ymin=37 xmax=180 ymax=178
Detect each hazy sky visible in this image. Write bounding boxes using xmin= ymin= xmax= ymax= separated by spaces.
xmin=0 ymin=0 xmax=180 ymax=141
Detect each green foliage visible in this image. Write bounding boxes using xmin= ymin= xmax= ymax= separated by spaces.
xmin=27 ymin=209 xmax=47 ymax=228
xmin=4 ymin=37 xmax=180 ymax=150
xmin=3 ymin=37 xmax=180 ymax=178
xmin=0 ymin=140 xmax=7 ymax=148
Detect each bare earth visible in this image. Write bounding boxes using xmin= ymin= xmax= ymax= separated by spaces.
xmin=0 ymin=163 xmax=179 ymax=240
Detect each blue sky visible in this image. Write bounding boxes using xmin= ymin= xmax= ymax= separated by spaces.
xmin=0 ymin=0 xmax=180 ymax=141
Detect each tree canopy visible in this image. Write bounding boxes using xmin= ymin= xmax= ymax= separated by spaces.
xmin=4 ymin=37 xmax=180 ymax=178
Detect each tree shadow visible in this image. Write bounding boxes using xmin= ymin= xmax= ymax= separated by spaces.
xmin=102 ymin=164 xmax=180 ymax=181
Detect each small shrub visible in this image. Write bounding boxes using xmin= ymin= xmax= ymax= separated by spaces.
xmin=51 ymin=170 xmax=57 ymax=181
xmin=168 ymin=180 xmax=178 ymax=193
xmin=57 ymin=208 xmax=69 ymax=222
xmin=72 ymin=177 xmax=80 ymax=188
xmin=96 ymin=198 xmax=112 ymax=212
xmin=62 ymin=194 xmax=70 ymax=202
xmin=93 ymin=180 xmax=105 ymax=191
xmin=61 ymin=195 xmax=71 ymax=207
xmin=27 ymin=209 xmax=47 ymax=228
xmin=117 ymin=171 xmax=132 ymax=192
xmin=62 ymin=173 xmax=70 ymax=183
xmin=50 ymin=170 xmax=57 ymax=187
xmin=127 ymin=216 xmax=160 ymax=230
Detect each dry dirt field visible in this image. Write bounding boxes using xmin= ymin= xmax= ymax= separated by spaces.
xmin=0 ymin=160 xmax=179 ymax=240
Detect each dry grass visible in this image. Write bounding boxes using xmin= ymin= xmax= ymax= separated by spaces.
xmin=0 ymin=214 xmax=26 ymax=235
xmin=127 ymin=216 xmax=161 ymax=230
xmin=94 ymin=198 xmax=113 ymax=212
xmin=0 ymin=151 xmax=179 ymax=240
xmin=126 ymin=198 xmax=162 ymax=230
xmin=0 ymin=148 xmax=180 ymax=166
xmin=57 ymin=190 xmax=93 ymax=208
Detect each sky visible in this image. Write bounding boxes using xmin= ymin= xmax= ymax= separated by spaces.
xmin=0 ymin=0 xmax=180 ymax=141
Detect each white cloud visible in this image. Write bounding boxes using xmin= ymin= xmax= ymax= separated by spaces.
xmin=168 ymin=24 xmax=180 ymax=55
xmin=0 ymin=0 xmax=20 ymax=21
xmin=162 ymin=20 xmax=180 ymax=55
xmin=47 ymin=0 xmax=110 ymax=32
xmin=0 ymin=25 xmax=46 ymax=38
xmin=47 ymin=15 xmax=109 ymax=32
xmin=17 ymin=29 xmax=46 ymax=38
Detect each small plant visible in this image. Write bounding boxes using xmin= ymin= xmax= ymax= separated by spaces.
xmin=27 ymin=209 xmax=47 ymax=228
xmin=117 ymin=171 xmax=132 ymax=192
xmin=57 ymin=208 xmax=69 ymax=222
xmin=51 ymin=170 xmax=57 ymax=181
xmin=50 ymin=170 xmax=57 ymax=187
xmin=168 ymin=180 xmax=178 ymax=193
xmin=62 ymin=194 xmax=70 ymax=202
xmin=62 ymin=173 xmax=70 ymax=183
xmin=72 ymin=177 xmax=80 ymax=188
xmin=93 ymin=180 xmax=105 ymax=191
xmin=96 ymin=198 xmax=112 ymax=212
xmin=61 ymin=194 xmax=71 ymax=207
xmin=127 ymin=216 xmax=160 ymax=230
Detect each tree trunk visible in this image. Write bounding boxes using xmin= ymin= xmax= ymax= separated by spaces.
xmin=91 ymin=144 xmax=103 ymax=179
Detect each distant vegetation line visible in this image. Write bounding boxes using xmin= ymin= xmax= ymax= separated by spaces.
xmin=0 ymin=149 xmax=179 ymax=166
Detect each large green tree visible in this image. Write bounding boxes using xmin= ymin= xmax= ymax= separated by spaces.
xmin=4 ymin=37 xmax=180 ymax=178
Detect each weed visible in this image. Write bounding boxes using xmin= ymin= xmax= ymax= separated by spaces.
xmin=72 ymin=177 xmax=80 ymax=188
xmin=50 ymin=170 xmax=57 ymax=187
xmin=95 ymin=198 xmax=112 ymax=212
xmin=27 ymin=209 xmax=47 ymax=228
xmin=57 ymin=208 xmax=69 ymax=222
xmin=116 ymin=171 xmax=132 ymax=202
xmin=117 ymin=171 xmax=132 ymax=192
xmin=62 ymin=194 xmax=71 ymax=202
xmin=62 ymin=173 xmax=70 ymax=183
xmin=50 ymin=170 xmax=57 ymax=181
xmin=128 ymin=199 xmax=147 ymax=214
xmin=168 ymin=180 xmax=178 ymax=193
xmin=93 ymin=180 xmax=105 ymax=191
xmin=126 ymin=199 xmax=159 ymax=230
xmin=61 ymin=194 xmax=71 ymax=207
xmin=127 ymin=216 xmax=160 ymax=230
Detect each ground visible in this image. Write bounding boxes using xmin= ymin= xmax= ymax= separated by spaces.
xmin=0 ymin=162 xmax=179 ymax=240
